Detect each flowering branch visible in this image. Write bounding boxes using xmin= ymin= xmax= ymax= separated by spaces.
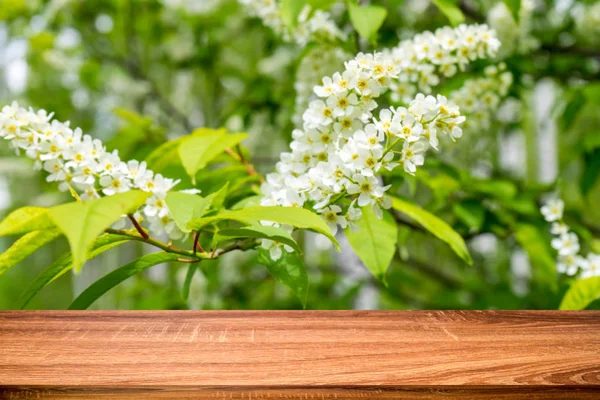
xmin=238 ymin=0 xmax=345 ymax=47
xmin=261 ymin=24 xmax=500 ymax=249
xmin=541 ymin=198 xmax=599 ymax=278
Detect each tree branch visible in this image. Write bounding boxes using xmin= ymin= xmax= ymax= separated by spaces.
xmin=127 ymin=214 xmax=149 ymax=239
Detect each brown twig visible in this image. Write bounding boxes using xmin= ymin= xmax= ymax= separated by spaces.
xmin=225 ymin=148 xmax=263 ymax=183
xmin=193 ymin=231 xmax=204 ymax=254
xmin=127 ymin=214 xmax=149 ymax=239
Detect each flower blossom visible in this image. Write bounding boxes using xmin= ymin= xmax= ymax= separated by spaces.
xmin=0 ymin=102 xmax=184 ymax=240
xmin=540 ymin=197 xmax=600 ymax=279
xmin=261 ymin=24 xmax=500 ymax=239
xmin=238 ymin=0 xmax=345 ymax=46
xmin=449 ymin=63 xmax=513 ymax=134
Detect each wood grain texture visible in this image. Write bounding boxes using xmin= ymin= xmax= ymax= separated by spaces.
xmin=0 ymin=311 xmax=599 ymax=399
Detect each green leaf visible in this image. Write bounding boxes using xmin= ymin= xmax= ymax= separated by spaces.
xmin=145 ymin=136 xmax=188 ymax=173
xmin=48 ymin=191 xmax=151 ymax=273
xmin=69 ymin=253 xmax=180 ymax=310
xmin=431 ymin=0 xmax=465 ymax=26
xmin=560 ymin=277 xmax=600 ymax=310
xmin=345 ymin=208 xmax=397 ymax=283
xmin=468 ymin=179 xmax=517 ymax=200
xmin=348 ymin=3 xmax=387 ymax=42
xmin=502 ymin=0 xmax=521 ymax=22
xmin=113 ymin=108 xmax=153 ymax=126
xmin=182 ymin=263 xmax=199 ymax=301
xmin=514 ymin=224 xmax=557 ymax=290
xmin=231 ymin=195 xmax=262 ymax=210
xmin=0 ymin=207 xmax=55 ymax=236
xmin=18 ymin=234 xmax=130 ymax=308
xmin=391 ymin=196 xmax=472 ymax=265
xmin=178 ymin=133 xmax=248 ymax=181
xmin=280 ymin=0 xmax=306 ymax=31
xmin=144 ymin=128 xmax=228 ymax=173
xmin=0 ymin=229 xmax=61 ymax=276
xmin=581 ymin=149 xmax=600 ymax=196
xmin=307 ymin=0 xmax=336 ymax=10
xmin=559 ymin=90 xmax=586 ymax=132
xmin=106 ymin=108 xmax=164 ymax=159
xmin=205 ymin=182 xmax=229 ymax=211
xmin=165 ymin=192 xmax=211 ymax=233
xmin=215 ymin=225 xmax=302 ymax=254
xmin=188 ymin=206 xmax=339 ymax=249
xmin=453 ymin=200 xmax=485 ymax=231
xmin=257 ymin=248 xmax=308 ymax=308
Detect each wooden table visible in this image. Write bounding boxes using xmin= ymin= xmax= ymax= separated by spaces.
xmin=0 ymin=311 xmax=598 ymax=399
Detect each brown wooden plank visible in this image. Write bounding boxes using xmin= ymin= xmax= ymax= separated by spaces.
xmin=0 ymin=311 xmax=599 ymax=399
xmin=2 ymin=386 xmax=600 ymax=400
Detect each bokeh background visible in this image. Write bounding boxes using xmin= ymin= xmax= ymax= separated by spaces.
xmin=1 ymin=0 xmax=599 ymax=310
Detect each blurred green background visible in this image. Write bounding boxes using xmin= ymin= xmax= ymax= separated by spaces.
xmin=0 ymin=0 xmax=599 ymax=310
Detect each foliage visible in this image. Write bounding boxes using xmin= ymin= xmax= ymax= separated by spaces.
xmin=0 ymin=0 xmax=598 ymax=311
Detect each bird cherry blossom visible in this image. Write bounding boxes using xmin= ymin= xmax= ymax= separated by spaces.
xmin=541 ymin=197 xmax=600 ymax=279
xmin=262 ymin=24 xmax=499 ymax=247
xmin=0 ymin=102 xmax=184 ymax=240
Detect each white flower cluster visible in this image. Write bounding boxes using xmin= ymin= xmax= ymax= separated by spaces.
xmin=541 ymin=198 xmax=600 ymax=279
xmin=261 ymin=25 xmax=499 ymax=237
xmin=450 ymin=63 xmax=513 ymax=134
xmin=385 ymin=24 xmax=501 ymax=104
xmin=293 ymin=45 xmax=349 ymax=126
xmin=238 ymin=0 xmax=345 ymax=46
xmin=0 ymin=102 xmax=185 ymax=240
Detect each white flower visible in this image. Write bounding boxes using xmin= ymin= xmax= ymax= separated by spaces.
xmin=327 ymin=92 xmax=357 ymax=118
xmin=261 ymin=239 xmax=294 ymax=261
xmin=320 ymin=205 xmax=347 ymax=235
xmin=305 ymin=99 xmax=334 ymax=128
xmin=145 ymin=173 xmax=177 ymax=196
xmin=550 ymin=222 xmax=569 ymax=235
xmin=38 ymin=134 xmax=67 ymax=160
xmin=43 ymin=159 xmax=66 ymax=182
xmin=127 ymin=160 xmax=148 ymax=181
xmin=345 ymin=200 xmax=363 ymax=231
xmin=314 ymin=76 xmax=336 ymax=98
xmin=355 ymin=124 xmax=383 ymax=150
xmin=541 ymin=199 xmax=564 ymax=222
xmin=72 ymin=163 xmax=97 ymax=185
xmin=397 ymin=113 xmax=423 ymax=142
xmin=401 ymin=141 xmax=426 ymax=175
xmin=347 ymin=174 xmax=382 ymax=207
xmin=99 ymin=173 xmax=131 ymax=196
xmin=148 ymin=211 xmax=184 ymax=240
xmin=97 ymin=151 xmax=123 ymax=175
xmin=581 ymin=254 xmax=600 ymax=279
xmin=551 ymin=232 xmax=580 ymax=257
xmin=374 ymin=108 xmax=397 ymax=137
xmin=144 ymin=195 xmax=168 ymax=217
xmin=557 ymin=255 xmax=584 ymax=276
xmin=372 ymin=195 xmax=392 ymax=219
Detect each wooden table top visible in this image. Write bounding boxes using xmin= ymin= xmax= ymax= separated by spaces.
xmin=0 ymin=310 xmax=599 ymax=399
